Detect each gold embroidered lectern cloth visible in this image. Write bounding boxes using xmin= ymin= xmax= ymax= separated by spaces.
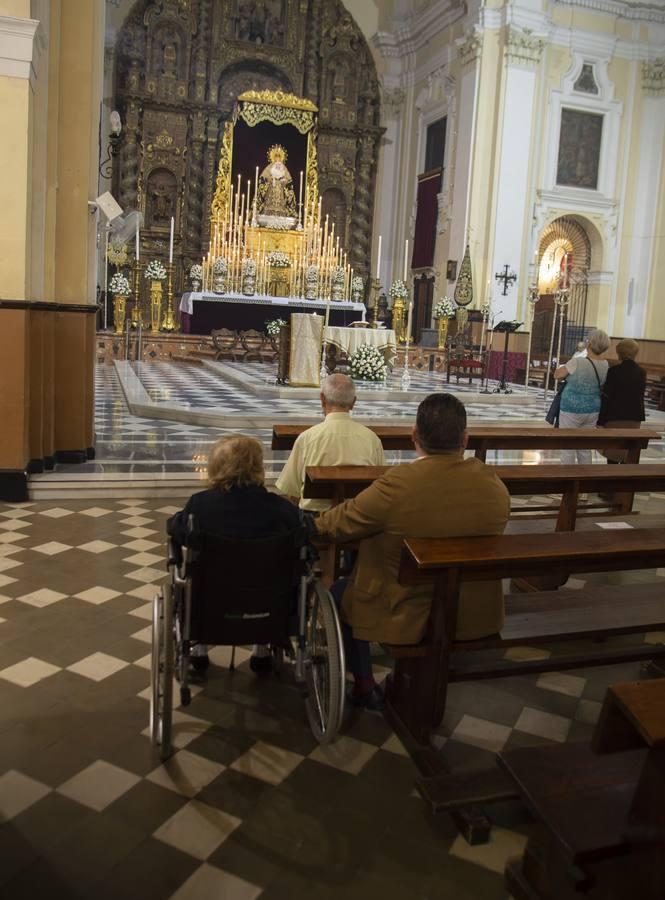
xmin=289 ymin=313 xmax=323 ymax=387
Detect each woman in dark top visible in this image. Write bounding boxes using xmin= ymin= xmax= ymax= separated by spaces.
xmin=598 ymin=338 xmax=646 ymax=463
xmin=167 ymin=434 xmax=300 ymax=673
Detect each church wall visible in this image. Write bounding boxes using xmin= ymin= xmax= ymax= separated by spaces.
xmin=0 ymin=75 xmax=31 ymax=299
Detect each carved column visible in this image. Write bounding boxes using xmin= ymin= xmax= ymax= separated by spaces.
xmin=304 ymin=0 xmax=322 ymax=102
xmin=351 ymin=134 xmax=376 ymax=275
xmin=201 ymin=117 xmax=220 ymax=251
xmin=118 ymin=99 xmax=141 ymax=210
xmin=185 ymin=111 xmax=206 ymax=250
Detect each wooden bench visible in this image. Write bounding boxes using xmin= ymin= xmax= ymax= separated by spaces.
xmin=303 ymin=463 xmax=665 ymax=524
xmin=273 ymin=424 xmax=659 ymax=465
xmin=389 ymin=530 xmax=665 ymax=843
xmin=502 ymin=679 xmax=665 ymax=898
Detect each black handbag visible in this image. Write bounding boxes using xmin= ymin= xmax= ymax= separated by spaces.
xmin=545 ymin=386 xmax=563 ymax=427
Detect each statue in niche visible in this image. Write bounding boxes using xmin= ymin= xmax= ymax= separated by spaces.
xmin=330 ymin=61 xmax=347 ymax=104
xmin=235 ymin=0 xmax=285 ymax=48
xmin=256 ymin=144 xmax=297 ymax=228
xmin=162 ymin=39 xmax=178 ymax=77
xmin=147 ymin=168 xmax=177 ymax=226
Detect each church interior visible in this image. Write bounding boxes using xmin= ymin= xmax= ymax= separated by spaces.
xmin=1 ymin=0 xmax=665 ymax=897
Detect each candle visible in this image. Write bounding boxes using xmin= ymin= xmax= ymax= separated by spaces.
xmin=135 ymin=223 xmax=140 ymax=261
xmin=376 ymin=234 xmax=382 ymax=280
xmin=403 ymin=239 xmax=409 ymax=282
xmin=169 ymin=216 xmax=174 ymax=264
xmin=254 ymin=166 xmax=259 ymax=204
xmin=247 ymin=179 xmax=251 ymax=222
xmin=406 ymin=300 xmax=413 ymax=344
xmin=299 ymin=170 xmax=303 ymax=209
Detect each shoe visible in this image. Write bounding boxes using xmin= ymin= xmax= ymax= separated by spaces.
xmin=352 ymin=684 xmax=385 ymax=712
xmin=250 ymin=654 xmax=273 ymax=675
xmin=191 ymin=654 xmax=209 ymax=673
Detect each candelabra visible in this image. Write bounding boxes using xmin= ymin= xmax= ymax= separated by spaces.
xmin=161 ymin=263 xmax=177 ymax=332
xmin=523 ymin=284 xmax=540 ymax=394
xmin=130 ymin=259 xmax=143 ymax=329
xmin=368 ymin=278 xmax=382 ymax=328
xmin=544 ymin=287 xmax=569 ymax=405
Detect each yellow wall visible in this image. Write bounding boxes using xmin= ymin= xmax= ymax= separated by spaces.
xmin=0 ymin=77 xmax=31 ymax=299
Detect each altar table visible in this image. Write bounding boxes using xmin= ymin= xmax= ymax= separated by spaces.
xmin=179 ymin=292 xmax=365 ymax=335
xmin=324 ymin=326 xmax=397 ymax=364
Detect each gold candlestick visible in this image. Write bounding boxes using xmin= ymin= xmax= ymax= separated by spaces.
xmin=368 ymin=277 xmax=382 ymax=328
xmin=131 ymin=260 xmax=143 ymax=328
xmin=161 ymin=262 xmax=177 ymax=332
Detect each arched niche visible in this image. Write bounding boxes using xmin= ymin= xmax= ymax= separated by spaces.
xmin=145 ymin=167 xmax=178 ymax=229
xmin=215 ymin=60 xmax=292 ymax=116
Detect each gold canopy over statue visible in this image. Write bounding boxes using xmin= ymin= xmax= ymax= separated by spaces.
xmin=257 ymin=145 xmax=297 ymax=228
xmin=204 ymin=90 xmax=354 ymax=302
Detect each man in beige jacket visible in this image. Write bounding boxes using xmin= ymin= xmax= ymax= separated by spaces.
xmin=314 ymin=393 xmax=510 ymax=709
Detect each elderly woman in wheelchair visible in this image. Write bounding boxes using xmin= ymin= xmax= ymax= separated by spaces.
xmin=151 ymin=435 xmax=345 ymax=758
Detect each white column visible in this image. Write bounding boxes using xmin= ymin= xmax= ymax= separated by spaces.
xmin=622 ymin=78 xmax=665 ymax=337
xmin=374 ymin=85 xmax=405 ymax=290
xmin=490 ymin=29 xmax=543 ymax=321
xmin=448 ymin=32 xmax=480 ymax=283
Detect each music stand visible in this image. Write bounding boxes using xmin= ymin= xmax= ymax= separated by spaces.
xmin=492 ymin=321 xmax=522 ymax=394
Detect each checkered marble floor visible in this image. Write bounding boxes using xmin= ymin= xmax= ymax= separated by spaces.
xmin=1 ymin=498 xmax=664 ymax=898
xmin=38 ymin=363 xmax=665 ymax=484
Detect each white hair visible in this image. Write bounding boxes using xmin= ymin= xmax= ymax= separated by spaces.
xmin=321 ymin=374 xmax=356 ymax=409
xmin=588 ymin=328 xmax=610 ymax=355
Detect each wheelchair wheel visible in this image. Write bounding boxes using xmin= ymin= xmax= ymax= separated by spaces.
xmin=150 ymin=585 xmax=175 ymax=759
xmin=304 ymin=580 xmax=345 ymax=744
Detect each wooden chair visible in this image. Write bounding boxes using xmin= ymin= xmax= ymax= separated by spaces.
xmin=211 ymin=328 xmax=240 ymax=361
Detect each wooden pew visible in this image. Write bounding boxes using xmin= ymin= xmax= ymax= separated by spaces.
xmin=389 ymin=528 xmax=665 ymax=753
xmin=303 ymin=463 xmax=665 ymax=527
xmin=389 ymin=529 xmax=665 ymax=843
xmin=501 ymin=680 xmax=665 ymax=898
xmin=274 ymin=423 xmax=658 ymax=467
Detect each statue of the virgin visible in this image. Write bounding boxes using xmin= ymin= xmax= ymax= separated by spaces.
xmin=256 ymin=144 xmax=298 ymax=229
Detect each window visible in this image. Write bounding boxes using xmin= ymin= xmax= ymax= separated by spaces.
xmin=424 ymin=117 xmax=446 ymax=173
xmin=574 ymin=63 xmax=599 ymax=96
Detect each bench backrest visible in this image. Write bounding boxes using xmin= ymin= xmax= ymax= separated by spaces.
xmin=272 ymin=423 xmax=659 ymax=452
xmin=303 ymin=463 xmax=665 ymax=500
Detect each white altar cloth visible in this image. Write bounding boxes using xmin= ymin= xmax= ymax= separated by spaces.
xmin=324 ymin=326 xmax=397 ymax=363
xmin=180 ymin=291 xmax=366 ymax=318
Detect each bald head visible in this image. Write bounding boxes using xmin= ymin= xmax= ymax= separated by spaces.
xmin=321 ymin=374 xmax=356 ymax=412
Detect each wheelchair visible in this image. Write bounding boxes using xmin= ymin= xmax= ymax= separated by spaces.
xmin=150 ymin=521 xmax=346 ymax=759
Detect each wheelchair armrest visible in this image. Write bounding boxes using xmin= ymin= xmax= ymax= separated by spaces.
xmin=167 ymin=540 xmax=190 ymax=586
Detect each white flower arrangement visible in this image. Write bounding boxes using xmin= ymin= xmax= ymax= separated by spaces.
xmin=242 ymin=257 xmax=256 ymax=275
xmin=109 ymin=273 xmax=131 ymax=296
xmin=306 ymin=265 xmax=319 ymax=282
xmin=389 ymin=279 xmax=408 ymax=299
xmin=332 ymin=265 xmax=345 ymax=284
xmin=267 ymin=250 xmax=291 ymax=268
xmin=351 ymin=275 xmax=364 ymax=292
xmin=265 ymin=318 xmax=286 ymax=336
xmin=350 ymin=344 xmax=387 ymax=382
xmin=433 ymin=297 xmax=455 ymax=319
xmin=213 ymin=257 xmax=228 ymax=275
xmin=144 ymin=259 xmax=167 ymax=281
xmin=189 ymin=264 xmax=203 ymax=281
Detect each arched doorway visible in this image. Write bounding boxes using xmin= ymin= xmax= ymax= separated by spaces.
xmin=533 ymin=217 xmax=592 ymax=359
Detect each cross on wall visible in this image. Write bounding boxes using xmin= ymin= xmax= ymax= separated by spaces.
xmin=495 ymin=264 xmax=517 ymax=296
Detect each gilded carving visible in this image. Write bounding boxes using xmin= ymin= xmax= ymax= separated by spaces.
xmin=504 ymin=27 xmax=544 ymax=67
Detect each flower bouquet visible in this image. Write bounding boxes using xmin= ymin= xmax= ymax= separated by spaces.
xmin=212 ymin=257 xmax=227 ymax=293
xmin=109 ymin=273 xmax=131 ymax=296
xmin=189 ymin=263 xmax=203 ymax=292
xmin=241 ymin=257 xmax=257 ymax=296
xmin=332 ymin=265 xmax=345 ymax=301
xmin=265 ymin=318 xmax=286 ymax=337
xmin=433 ymin=297 xmax=455 ymax=319
xmin=305 ymin=264 xmax=319 ymax=300
xmin=350 ymin=344 xmax=387 ymax=382
xmin=389 ymin=279 xmax=408 ymax=300
xmin=144 ymin=260 xmax=167 ymax=282
xmin=267 ymin=250 xmax=290 ymax=269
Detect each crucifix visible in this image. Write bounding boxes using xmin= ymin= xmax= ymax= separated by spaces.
xmin=495 ymin=264 xmax=517 ymax=296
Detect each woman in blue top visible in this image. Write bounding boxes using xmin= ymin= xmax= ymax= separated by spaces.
xmin=554 ymin=328 xmax=610 ymax=464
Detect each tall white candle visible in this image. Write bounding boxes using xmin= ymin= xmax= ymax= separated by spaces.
xmin=298 ymin=170 xmax=303 ymax=208
xmin=169 ymin=217 xmax=174 ymax=264
xmin=135 ymin=223 xmax=139 ymax=261
xmin=376 ymin=234 xmax=382 ymax=280
xmin=403 ymin=239 xmax=409 ymax=282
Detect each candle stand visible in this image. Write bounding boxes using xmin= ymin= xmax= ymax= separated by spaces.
xmin=161 ymin=263 xmax=177 ymax=332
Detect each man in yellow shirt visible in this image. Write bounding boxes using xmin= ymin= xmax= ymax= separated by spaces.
xmin=275 ymin=373 xmax=385 ymax=512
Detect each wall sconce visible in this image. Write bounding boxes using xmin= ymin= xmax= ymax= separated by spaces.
xmin=99 ymin=110 xmax=123 ymax=179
